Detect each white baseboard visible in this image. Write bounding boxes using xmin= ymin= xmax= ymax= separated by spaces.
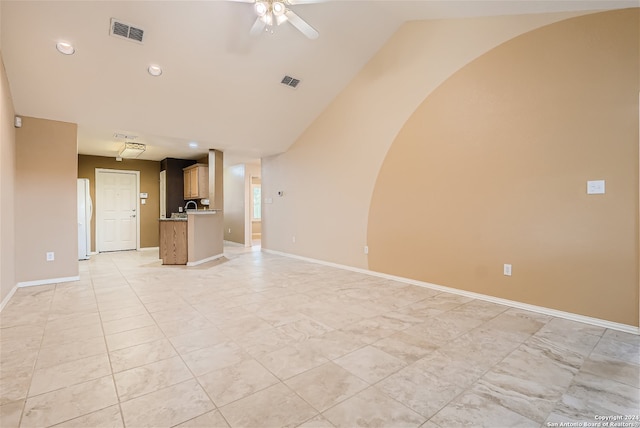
xmin=187 ymin=253 xmax=224 ymax=267
xmin=139 ymin=247 xmax=159 ymax=252
xmin=0 ymin=285 xmax=18 ymax=312
xmin=224 ymin=240 xmax=245 ymax=247
xmin=17 ymin=276 xmax=80 ymax=288
xmin=263 ymin=249 xmax=639 ymax=335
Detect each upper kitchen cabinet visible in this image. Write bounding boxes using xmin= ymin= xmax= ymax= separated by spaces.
xmin=184 ymin=164 xmax=209 ymax=199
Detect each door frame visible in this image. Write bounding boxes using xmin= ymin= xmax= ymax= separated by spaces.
xmin=95 ymin=168 xmax=141 ymax=253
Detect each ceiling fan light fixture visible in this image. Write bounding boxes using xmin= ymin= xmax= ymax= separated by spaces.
xmin=255 ymin=1 xmax=268 ymax=16
xmin=272 ymin=2 xmax=286 ymax=16
xmin=119 ymin=142 xmax=146 ymax=159
xmin=275 ymin=13 xmax=288 ymax=25
xmin=244 ymin=0 xmax=319 ymax=39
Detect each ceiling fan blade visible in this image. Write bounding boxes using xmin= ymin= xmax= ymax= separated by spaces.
xmin=250 ymin=16 xmax=267 ymax=36
xmin=284 ymin=9 xmax=318 ymax=39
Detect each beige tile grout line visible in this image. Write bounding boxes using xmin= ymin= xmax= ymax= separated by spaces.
xmin=303 ymin=302 xmax=531 ymax=425
xmin=22 ymin=258 xmax=135 ymax=427
xmin=133 ymin=251 xmax=493 ymax=425
xmin=400 ymin=309 xmax=529 ymax=426
xmin=106 ymin=251 xmax=233 ymax=428
xmin=16 ymin=283 xmax=56 ymax=428
xmin=89 ymin=255 xmax=128 ymax=428
xmin=47 ymin=249 xmax=604 ymax=427
xmin=422 ymin=310 xmax=604 ymax=426
xmin=106 ymin=249 xmax=347 ymax=427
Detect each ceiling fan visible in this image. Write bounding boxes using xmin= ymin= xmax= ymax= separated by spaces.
xmin=228 ymin=0 xmax=322 ymax=39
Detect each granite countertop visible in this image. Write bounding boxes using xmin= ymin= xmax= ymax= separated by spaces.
xmin=159 ymin=209 xmax=222 ymax=221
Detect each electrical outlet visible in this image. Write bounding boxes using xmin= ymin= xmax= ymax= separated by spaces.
xmin=292 ymin=235 xmax=296 ymax=243
xmin=364 ymin=246 xmax=369 ymax=255
xmin=228 ymin=228 xmax=231 ymax=234
xmin=503 ymin=264 xmax=512 ymax=276
xmin=46 ymin=252 xmax=55 ymax=261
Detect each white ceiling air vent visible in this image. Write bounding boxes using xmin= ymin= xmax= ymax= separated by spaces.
xmin=281 ymin=75 xmax=300 ymax=89
xmin=113 ymin=133 xmax=138 ymax=140
xmin=110 ymin=18 xmax=144 ymax=44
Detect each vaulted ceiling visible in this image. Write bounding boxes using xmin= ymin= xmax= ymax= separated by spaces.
xmin=1 ymin=1 xmax=634 ymax=164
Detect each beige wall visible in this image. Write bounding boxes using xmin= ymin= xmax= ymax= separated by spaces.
xmin=262 ymin=11 xmax=588 ymax=267
xmin=262 ymin=9 xmax=639 ymax=327
xmin=15 ymin=117 xmax=78 ymax=284
xmin=368 ymin=9 xmax=638 ymax=327
xmin=208 ymin=150 xmax=224 ymax=211
xmin=78 ymin=155 xmax=160 ymax=250
xmin=224 ymin=164 xmax=247 ymax=245
xmin=0 ymin=53 xmax=16 ymax=302
xmin=187 ymin=212 xmax=224 ymax=264
xmin=252 ymin=221 xmax=261 ymax=237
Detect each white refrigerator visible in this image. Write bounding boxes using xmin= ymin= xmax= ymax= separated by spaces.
xmin=77 ymin=178 xmax=93 ymax=260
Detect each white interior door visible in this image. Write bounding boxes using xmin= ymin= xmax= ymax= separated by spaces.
xmin=96 ymin=170 xmax=138 ymax=252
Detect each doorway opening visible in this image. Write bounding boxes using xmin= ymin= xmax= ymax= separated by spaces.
xmin=251 ymin=176 xmax=262 ymax=247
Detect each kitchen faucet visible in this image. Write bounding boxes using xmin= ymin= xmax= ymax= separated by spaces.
xmin=185 ymin=200 xmax=197 ymax=211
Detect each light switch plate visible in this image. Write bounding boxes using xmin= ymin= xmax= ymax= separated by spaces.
xmin=587 ymin=180 xmax=605 ymax=195
xmin=503 ymin=264 xmax=512 ymax=276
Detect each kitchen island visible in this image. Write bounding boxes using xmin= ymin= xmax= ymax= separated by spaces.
xmin=159 ymin=209 xmax=223 ymax=266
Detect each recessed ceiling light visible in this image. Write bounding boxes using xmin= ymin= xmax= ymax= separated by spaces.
xmin=56 ymin=42 xmax=75 ymax=55
xmin=189 ymin=142 xmax=198 ymax=149
xmin=148 ymin=65 xmax=162 ymax=77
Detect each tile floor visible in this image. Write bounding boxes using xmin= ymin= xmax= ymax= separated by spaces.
xmin=0 ymin=245 xmax=638 ymax=428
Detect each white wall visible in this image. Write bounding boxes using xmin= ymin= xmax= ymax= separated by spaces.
xmin=223 ymin=164 xmax=246 ymax=245
xmin=0 ymin=53 xmax=16 ymax=305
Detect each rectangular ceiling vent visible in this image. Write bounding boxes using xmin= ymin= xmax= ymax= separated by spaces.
xmin=113 ymin=133 xmax=138 ymax=140
xmin=281 ymin=75 xmax=300 ymax=89
xmin=110 ymin=18 xmax=144 ymax=44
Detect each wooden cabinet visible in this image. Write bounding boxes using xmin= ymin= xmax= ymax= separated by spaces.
xmin=183 ymin=164 xmax=208 ymax=199
xmin=159 ymin=220 xmax=187 ymax=265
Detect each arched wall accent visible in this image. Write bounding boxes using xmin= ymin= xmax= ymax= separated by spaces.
xmin=367 ymin=9 xmax=639 ymax=326
xmin=263 ymin=10 xmax=591 ymax=269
